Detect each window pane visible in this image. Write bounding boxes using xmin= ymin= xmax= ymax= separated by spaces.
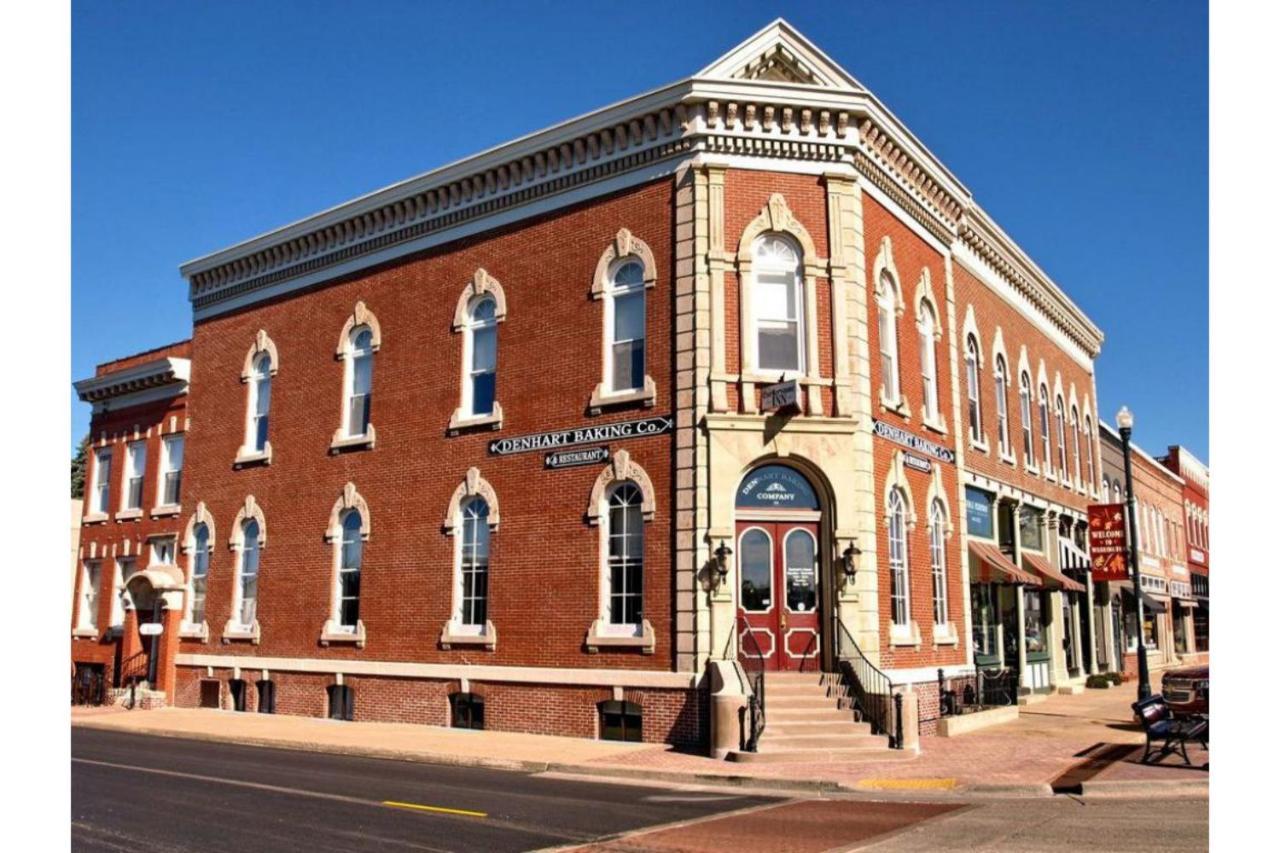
xmin=471 ymin=371 xmax=496 ymax=416
xmin=257 ymin=375 xmax=272 ymax=416
xmin=612 ymin=339 xmax=644 ymax=391
xmin=614 ymin=290 xmax=645 ymax=342
xmin=758 ymin=323 xmax=799 ymax=371
xmin=754 ymin=274 xmax=794 ymax=321
xmin=353 ymin=353 xmax=373 ymax=396
xmin=739 ymin=530 xmax=772 ymax=612
xmin=784 ymin=531 xmax=816 ymax=612
xmin=472 ymin=326 xmax=497 ymax=372
xmin=614 ymin=261 xmax=644 ymax=287
xmin=471 ymin=297 xmax=496 ymax=323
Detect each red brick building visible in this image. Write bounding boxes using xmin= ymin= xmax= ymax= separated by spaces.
xmin=72 ymin=21 xmax=1111 ymax=754
xmin=1157 ymin=446 xmax=1209 ymax=658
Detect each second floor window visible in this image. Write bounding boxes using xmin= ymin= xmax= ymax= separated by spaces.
xmin=965 ymin=335 xmax=982 ymax=440
xmin=877 ymin=271 xmax=901 ymax=403
xmin=465 ymin=297 xmax=498 ymax=417
xmin=994 ymin=356 xmax=1010 ymax=455
xmin=1055 ymin=396 xmax=1068 ymax=480
xmin=1038 ymin=384 xmax=1051 ymax=472
xmin=92 ymin=448 xmax=112 ymax=514
xmin=123 ymin=442 xmax=146 ymax=510
xmin=1019 ymin=372 xmax=1034 ymax=461
xmin=609 ymin=261 xmax=647 ymax=392
xmin=160 ymin=435 xmax=184 ymax=506
xmin=753 ymin=235 xmax=804 ymax=373
xmin=248 ymin=353 xmax=272 ymax=452
xmin=79 ymin=561 xmax=101 ymax=629
xmin=918 ymin=303 xmax=939 ymax=421
xmin=1071 ymin=406 xmax=1082 ymax=486
xmin=1084 ymin=415 xmax=1096 ymax=491
xmin=345 ymin=329 xmax=374 ymax=438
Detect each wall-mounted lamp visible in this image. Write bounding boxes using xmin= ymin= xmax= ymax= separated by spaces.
xmin=840 ymin=540 xmax=861 ymax=585
xmin=713 ymin=539 xmax=733 ymax=587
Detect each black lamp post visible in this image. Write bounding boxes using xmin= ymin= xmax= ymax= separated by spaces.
xmin=1117 ymin=406 xmax=1151 ymax=701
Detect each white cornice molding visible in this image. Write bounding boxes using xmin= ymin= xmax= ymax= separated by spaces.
xmin=73 ymin=358 xmax=190 ymax=410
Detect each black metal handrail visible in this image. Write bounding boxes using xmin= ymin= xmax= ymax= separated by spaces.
xmin=932 ymin=667 xmax=1017 ymax=722
xmin=117 ymin=651 xmax=148 ymax=709
xmin=737 ymin=615 xmax=766 ymax=752
xmin=835 ymin=619 xmax=903 ymax=749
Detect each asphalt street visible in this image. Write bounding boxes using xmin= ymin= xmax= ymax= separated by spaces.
xmin=71 ymin=728 xmax=775 ymax=852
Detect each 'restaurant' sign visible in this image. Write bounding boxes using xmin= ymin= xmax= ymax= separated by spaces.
xmin=1088 ymin=503 xmax=1130 ymax=583
xmin=489 ymin=415 xmax=672 ymax=457
xmin=872 ymin=420 xmax=956 ymax=464
xmin=545 ymin=446 xmax=609 ymax=469
xmin=761 ymin=379 xmax=800 ymax=413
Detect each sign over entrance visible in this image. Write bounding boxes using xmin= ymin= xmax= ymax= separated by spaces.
xmin=737 ymin=465 xmax=820 ymax=511
xmin=488 ymin=415 xmax=672 ymax=456
xmin=139 ymin=623 xmax=164 ymax=637
xmin=1088 ymin=503 xmax=1130 ymax=583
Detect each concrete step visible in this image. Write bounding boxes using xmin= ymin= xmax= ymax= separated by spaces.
xmin=766 ymin=694 xmax=842 ymax=709
xmin=766 ymin=719 xmax=873 ymax=736
xmin=768 ymin=706 xmax=856 ymax=723
xmin=765 ymin=682 xmax=837 ymax=698
xmin=725 ymin=745 xmax=910 ymax=764
xmin=759 ymin=733 xmax=889 ymax=750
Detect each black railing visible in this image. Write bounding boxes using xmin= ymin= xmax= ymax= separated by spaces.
xmin=934 ymin=667 xmax=1018 ymax=720
xmin=835 ymin=620 xmax=903 ymax=749
xmin=117 ymin=651 xmax=148 ymax=709
xmin=737 ymin=615 xmax=766 ymax=752
xmin=71 ymin=666 xmax=107 ymax=706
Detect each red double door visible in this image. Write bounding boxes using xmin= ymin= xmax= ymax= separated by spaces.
xmin=737 ymin=520 xmax=821 ymax=671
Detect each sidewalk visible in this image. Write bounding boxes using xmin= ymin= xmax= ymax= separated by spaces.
xmin=71 ymin=687 xmax=1207 ymax=798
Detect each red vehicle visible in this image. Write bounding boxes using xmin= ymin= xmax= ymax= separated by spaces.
xmin=1162 ymin=664 xmax=1209 ymax=717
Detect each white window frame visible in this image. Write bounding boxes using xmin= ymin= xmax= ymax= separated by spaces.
xmin=461 ymin=297 xmax=500 ymax=422
xmin=590 ymin=230 xmax=657 ymax=412
xmin=343 ymin=327 xmax=374 ymax=439
xmin=1020 ymin=373 xmax=1036 ymax=470
xmin=1038 ymin=384 xmax=1052 ymax=478
xmin=1055 ymin=396 xmax=1069 ymax=483
xmin=877 ymin=270 xmax=903 ymax=408
xmin=449 ymin=269 xmax=507 ymax=430
xmin=604 ymin=482 xmax=645 ymax=631
xmin=995 ymin=356 xmax=1011 ymax=459
xmin=156 ymin=434 xmax=184 ymax=510
xmin=1084 ymin=414 xmax=1096 ymax=493
xmin=888 ymin=488 xmax=910 ymax=630
xmin=150 ymin=535 xmax=177 ymax=567
xmin=110 ymin=557 xmax=136 ymax=629
xmin=918 ymin=302 xmax=940 ymax=425
xmin=441 ymin=468 xmax=500 ymax=649
xmin=320 ymin=483 xmax=369 ymax=647
xmin=603 ymin=261 xmax=649 ymax=392
xmin=330 ymin=302 xmax=381 ymax=451
xmin=585 ymin=450 xmax=656 ymax=652
xmin=223 ymin=499 xmax=266 ymax=644
xmin=76 ymin=560 xmax=101 ymax=633
xmin=185 ymin=522 xmax=211 ymax=633
xmin=90 ymin=447 xmax=112 ymax=517
xmin=1071 ymin=406 xmax=1083 ymax=488
xmin=248 ymin=353 xmax=272 ymax=452
xmin=752 ymin=234 xmax=806 ymax=376
xmin=120 ymin=441 xmax=147 ymax=513
xmin=929 ymin=499 xmax=948 ymax=628
xmin=965 ymin=334 xmax=983 ymax=445
xmin=454 ymin=498 xmax=491 ymax=634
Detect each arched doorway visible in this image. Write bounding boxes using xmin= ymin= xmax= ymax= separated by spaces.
xmin=736 ymin=463 xmax=825 ymax=671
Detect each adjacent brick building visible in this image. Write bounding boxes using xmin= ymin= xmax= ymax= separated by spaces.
xmin=73 ymin=21 xmax=1160 ymax=753
xmin=1157 ymin=445 xmax=1209 ymax=659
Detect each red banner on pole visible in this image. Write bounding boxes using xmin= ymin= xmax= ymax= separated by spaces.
xmin=1088 ymin=503 xmax=1129 ymax=583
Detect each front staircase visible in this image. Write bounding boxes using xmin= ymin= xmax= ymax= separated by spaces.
xmin=726 ymin=671 xmax=909 ymax=763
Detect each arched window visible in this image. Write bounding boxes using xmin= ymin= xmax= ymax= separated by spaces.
xmin=1038 ymin=384 xmax=1051 ymax=472
xmin=918 ymin=303 xmax=939 ymax=421
xmin=738 ymin=528 xmax=772 ymax=612
xmin=247 ymin=353 xmax=272 ymax=453
xmin=1071 ymin=405 xmax=1083 ymax=486
xmin=888 ymin=488 xmax=909 ymax=628
xmin=188 ymin=523 xmax=210 ymax=627
xmin=464 ymin=297 xmax=498 ymax=418
xmin=877 ymin=271 xmax=901 ymax=403
xmin=929 ymin=499 xmax=947 ymax=627
xmin=458 ymin=499 xmax=490 ymax=628
xmin=994 ymin=355 xmax=1010 ymax=456
xmin=607 ymin=483 xmax=644 ymax=626
xmin=753 ymin=235 xmax=804 ymax=372
xmin=608 ymin=260 xmax=647 ymax=392
xmin=237 ymin=520 xmax=261 ymax=627
xmin=1055 ymin=396 xmax=1068 ymax=481
xmin=337 ymin=510 xmax=362 ymax=629
xmin=1020 ymin=372 xmax=1034 ymax=461
xmin=1084 ymin=414 xmax=1095 ymax=491
xmin=344 ymin=328 xmax=374 ymax=439
xmin=965 ymin=335 xmax=982 ymax=441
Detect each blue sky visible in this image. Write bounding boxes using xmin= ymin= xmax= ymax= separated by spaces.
xmin=72 ymin=0 xmax=1208 ymax=461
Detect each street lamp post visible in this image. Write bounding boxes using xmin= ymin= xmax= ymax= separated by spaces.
xmin=1117 ymin=406 xmax=1151 ymax=701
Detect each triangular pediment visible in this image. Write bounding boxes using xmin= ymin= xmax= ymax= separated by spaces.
xmin=698 ymin=18 xmax=864 ymax=91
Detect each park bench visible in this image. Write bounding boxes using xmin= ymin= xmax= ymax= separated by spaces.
xmin=1132 ymin=694 xmax=1208 ymax=766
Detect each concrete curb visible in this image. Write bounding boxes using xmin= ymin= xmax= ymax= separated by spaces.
xmin=964 ymin=783 xmax=1055 ymax=798
xmin=1079 ymin=778 xmax=1209 ymax=798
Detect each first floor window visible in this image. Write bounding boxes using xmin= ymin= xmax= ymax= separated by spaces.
xmin=451 ymin=692 xmax=485 ymax=730
xmin=995 ymin=358 xmax=1010 ymax=454
xmin=239 ymin=520 xmax=261 ymax=625
xmin=970 ymin=586 xmax=996 ymax=657
xmin=327 ymin=684 xmax=355 ymax=721
xmin=607 ymin=483 xmax=644 ymax=625
xmin=79 ymin=561 xmax=101 ymax=629
xmin=929 ymin=500 xmax=947 ymax=626
xmin=888 ymin=488 xmax=909 ymax=627
xmin=459 ymin=499 xmax=489 ymax=626
xmin=1024 ymin=590 xmax=1045 ymax=654
xmin=111 ymin=558 xmax=137 ymax=628
xmin=338 ymin=511 xmax=362 ymax=628
xmin=189 ymin=523 xmax=210 ymax=625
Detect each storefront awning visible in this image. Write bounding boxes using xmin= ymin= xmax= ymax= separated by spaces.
xmin=969 ymin=541 xmax=1042 ymax=586
xmin=1120 ymin=586 xmax=1168 ymax=614
xmin=1022 ymin=552 xmax=1086 ymax=593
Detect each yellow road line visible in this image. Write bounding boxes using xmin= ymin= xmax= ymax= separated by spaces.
xmin=382 ymin=800 xmax=488 ymax=818
xmin=857 ymin=778 xmax=957 ymax=790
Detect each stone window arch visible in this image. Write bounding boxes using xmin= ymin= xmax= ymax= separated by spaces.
xmin=321 ymin=482 xmax=370 ymax=647
xmin=331 ymin=301 xmax=380 ymax=451
xmin=450 ymin=269 xmax=507 ymax=431
xmin=590 ymin=228 xmax=658 ymax=412
xmin=180 ymin=501 xmax=217 ymax=639
xmin=441 ymin=467 xmax=500 ymax=650
xmin=585 ymin=450 xmax=656 ymax=653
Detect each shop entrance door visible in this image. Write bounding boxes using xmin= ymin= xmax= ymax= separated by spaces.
xmin=737 ymin=520 xmax=821 ymax=671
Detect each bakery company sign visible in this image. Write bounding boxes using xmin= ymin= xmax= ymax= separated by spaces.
xmin=489 ymin=415 xmax=673 ymax=457
xmin=872 ymin=420 xmax=955 ymax=465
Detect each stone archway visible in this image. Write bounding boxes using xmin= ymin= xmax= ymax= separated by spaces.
xmin=121 ymin=567 xmax=185 ymax=700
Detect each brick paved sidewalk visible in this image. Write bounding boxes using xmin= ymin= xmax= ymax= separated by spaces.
xmin=71 ymin=686 xmax=1207 ymax=795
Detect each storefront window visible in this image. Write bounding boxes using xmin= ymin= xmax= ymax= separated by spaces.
xmin=971 ymin=585 xmax=997 ymax=658
xmin=1019 ymin=507 xmax=1044 ymax=552
xmin=1173 ymin=603 xmax=1187 ymax=653
xmin=1024 ymin=590 xmax=1046 ymax=654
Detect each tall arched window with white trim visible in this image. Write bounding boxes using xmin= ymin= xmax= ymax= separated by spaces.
xmin=1038 ymin=384 xmax=1051 ymax=471
xmin=994 ymin=355 xmax=1010 ymax=455
xmin=1020 ymin=372 xmax=1034 ymax=461
xmin=1071 ymin=405 xmax=1082 ymax=486
xmin=608 ymin=261 xmax=647 ymax=392
xmin=753 ymin=235 xmax=804 ymax=372
xmin=965 ymin=335 xmax=982 ymax=440
xmin=238 ymin=519 xmax=261 ymax=627
xmin=877 ymin=271 xmax=901 ymax=403
xmin=918 ymin=302 xmax=939 ymax=422
xmin=888 ymin=488 xmax=909 ymax=628
xmin=458 ymin=499 xmax=490 ymax=628
xmin=247 ymin=353 xmax=272 ymax=453
xmin=464 ymin=297 xmax=498 ymax=417
xmin=929 ymin=499 xmax=947 ymax=627
xmin=607 ymin=483 xmax=644 ymax=626
xmin=1084 ymin=414 xmax=1095 ymax=491
xmin=188 ymin=523 xmax=210 ymax=627
xmin=1055 ymin=396 xmax=1068 ymax=480
xmin=345 ymin=329 xmax=374 ymax=438
xmin=336 ymin=510 xmax=363 ymax=629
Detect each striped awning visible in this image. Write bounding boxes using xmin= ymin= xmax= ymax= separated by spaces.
xmin=969 ymin=541 xmax=1042 ymax=586
xmin=1022 ymin=552 xmax=1087 ymax=593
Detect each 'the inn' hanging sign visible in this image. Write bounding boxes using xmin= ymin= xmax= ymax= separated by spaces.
xmin=872 ymin=420 xmax=956 ymax=465
xmin=489 ymin=415 xmax=673 ymax=457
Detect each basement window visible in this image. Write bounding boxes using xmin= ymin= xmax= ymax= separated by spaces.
xmin=327 ymin=684 xmax=355 ymax=721
xmin=450 ymin=692 xmax=485 ymax=730
xmin=229 ymin=679 xmax=248 ymax=712
xmin=599 ymin=700 xmax=642 ymax=742
xmin=257 ymin=680 xmax=276 ymax=714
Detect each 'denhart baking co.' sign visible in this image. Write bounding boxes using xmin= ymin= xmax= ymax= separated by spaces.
xmin=488 ymin=415 xmax=673 ymax=457
xmin=872 ymin=420 xmax=956 ymax=465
